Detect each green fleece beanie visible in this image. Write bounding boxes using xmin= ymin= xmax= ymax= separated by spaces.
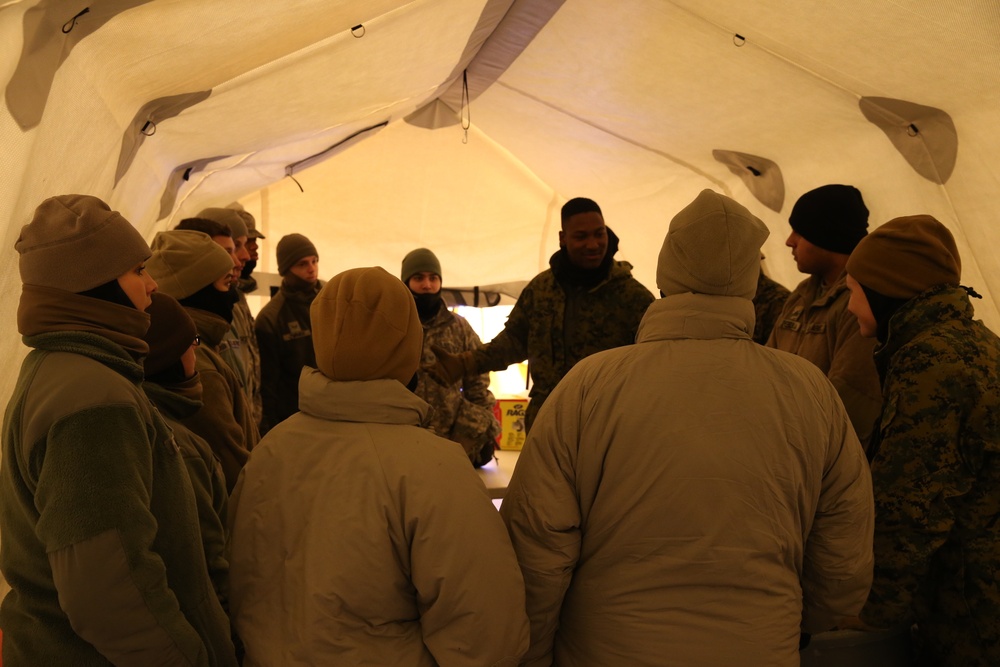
xmin=847 ymin=215 xmax=961 ymax=299
xmin=196 ymin=207 xmax=248 ymax=239
xmin=277 ymin=233 xmax=318 ymax=276
xmin=400 ymin=248 xmax=442 ymax=283
xmin=147 ymin=230 xmax=234 ymax=299
xmin=15 ymin=194 xmax=151 ymax=292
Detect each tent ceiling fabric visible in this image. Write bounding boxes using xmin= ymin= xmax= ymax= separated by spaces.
xmin=2 ymin=0 xmax=1000 ymax=414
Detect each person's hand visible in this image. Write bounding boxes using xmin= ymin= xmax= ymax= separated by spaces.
xmin=427 ymin=345 xmax=474 ymax=385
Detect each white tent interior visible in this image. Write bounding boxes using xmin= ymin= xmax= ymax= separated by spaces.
xmin=2 ymin=0 xmax=999 ymax=409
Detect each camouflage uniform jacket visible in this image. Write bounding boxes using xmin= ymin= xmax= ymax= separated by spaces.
xmin=473 ymin=253 xmax=654 ymax=430
xmin=860 ymin=285 xmax=1000 ymax=666
xmin=767 ymin=271 xmax=882 ymax=447
xmin=416 ymin=302 xmax=501 ymax=463
xmin=232 ymin=293 xmax=262 ymax=427
xmin=255 ymin=279 xmax=322 ymax=434
xmin=752 ymin=271 xmax=790 ymax=345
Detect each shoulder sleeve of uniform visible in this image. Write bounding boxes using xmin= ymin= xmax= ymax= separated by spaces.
xmin=40 ymin=405 xmax=210 ymax=665
xmin=861 ymin=344 xmax=969 ymax=628
xmin=800 ymin=379 xmax=875 ymax=633
xmin=475 ymin=282 xmax=535 ymax=372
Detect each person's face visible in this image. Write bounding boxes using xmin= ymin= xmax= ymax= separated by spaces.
xmin=233 ymin=235 xmax=251 ymax=269
xmin=559 ymin=211 xmax=608 ymax=270
xmin=212 ymin=234 xmax=241 ymax=284
xmin=181 ymin=336 xmax=199 ymax=378
xmin=408 ymin=272 xmax=441 ymax=295
xmin=785 ymin=230 xmax=834 ymax=277
xmin=117 ymin=261 xmax=157 ymax=311
xmin=289 ymin=255 xmax=319 ymax=284
xmin=213 ymin=271 xmax=232 ymax=292
xmin=245 ymin=237 xmax=259 ymax=262
xmin=846 ymin=274 xmax=877 ymax=338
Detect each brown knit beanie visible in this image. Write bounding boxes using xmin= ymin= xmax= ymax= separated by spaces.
xmin=311 ymin=266 xmax=422 ymax=385
xmin=400 ymin=248 xmax=442 ymax=283
xmin=277 ymin=233 xmax=318 ymax=276
xmin=15 ymin=194 xmax=151 ymax=292
xmin=657 ymin=190 xmax=769 ymax=300
xmin=846 ymin=215 xmax=961 ymax=299
xmin=196 ymin=207 xmax=248 ymax=239
xmin=789 ymin=184 xmax=869 ymax=254
xmin=143 ymin=292 xmax=198 ymax=376
xmin=146 ymin=230 xmax=234 ymax=299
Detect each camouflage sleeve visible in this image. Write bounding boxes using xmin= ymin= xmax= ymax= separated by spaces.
xmin=456 ymin=317 xmax=495 ymax=409
xmin=860 ymin=352 xmax=972 ymax=628
xmin=828 ymin=306 xmax=882 ymax=445
xmin=622 ymin=278 xmax=655 ymax=338
xmin=473 ymin=284 xmax=533 ymax=373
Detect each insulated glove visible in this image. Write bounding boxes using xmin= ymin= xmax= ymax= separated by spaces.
xmin=428 ymin=345 xmax=475 ymax=385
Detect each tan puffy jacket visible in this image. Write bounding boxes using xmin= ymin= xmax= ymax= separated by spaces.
xmin=501 ymin=294 xmax=874 ymax=666
xmin=228 ymin=371 xmax=529 ymax=666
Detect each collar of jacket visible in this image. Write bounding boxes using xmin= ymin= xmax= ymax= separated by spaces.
xmin=297 ymin=368 xmax=431 ymax=426
xmin=798 ymin=270 xmax=849 ymax=308
xmin=23 ymin=330 xmax=145 ymax=383
xmin=873 ymin=284 xmax=973 ymax=375
xmin=280 ymin=275 xmax=323 ymax=303
xmin=549 ymin=225 xmax=625 ymax=290
xmin=636 ymin=292 xmax=755 ymax=343
xmin=421 ymin=298 xmax=453 ymax=328
xmin=184 ymin=306 xmax=230 ymax=348
xmin=143 ymin=376 xmax=204 ymax=419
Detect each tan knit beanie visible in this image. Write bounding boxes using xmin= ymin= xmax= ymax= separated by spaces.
xmin=846 ymin=215 xmax=961 ymax=299
xmin=311 ymin=266 xmax=422 ymax=385
xmin=146 ymin=230 xmax=234 ymax=299
xmin=15 ymin=194 xmax=151 ymax=292
xmin=400 ymin=247 xmax=442 ymax=282
xmin=657 ymin=190 xmax=769 ymax=300
xmin=143 ymin=292 xmax=198 ymax=376
xmin=196 ymin=207 xmax=248 ymax=239
xmin=277 ymin=233 xmax=318 ymax=276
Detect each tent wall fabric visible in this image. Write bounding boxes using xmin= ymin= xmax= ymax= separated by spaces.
xmin=2 ymin=0 xmax=999 ymax=426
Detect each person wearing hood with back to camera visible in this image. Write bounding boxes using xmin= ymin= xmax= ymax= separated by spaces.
xmin=0 ymin=195 xmax=236 ymax=666
xmin=841 ymin=215 xmax=1000 ymax=666
xmin=229 ymin=266 xmax=529 ymax=666
xmin=500 ymin=190 xmax=874 ymax=666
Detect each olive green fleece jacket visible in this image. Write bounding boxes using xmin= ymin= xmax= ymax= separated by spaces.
xmin=143 ymin=380 xmax=231 ymax=612
xmin=0 ymin=331 xmax=237 ymax=666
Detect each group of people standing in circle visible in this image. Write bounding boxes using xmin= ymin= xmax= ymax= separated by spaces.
xmin=0 ymin=184 xmax=996 ymax=666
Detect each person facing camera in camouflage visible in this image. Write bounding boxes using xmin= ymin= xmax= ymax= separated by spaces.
xmin=401 ymin=248 xmax=501 ymax=467
xmin=430 ymin=198 xmax=654 ymax=431
xmin=843 ymin=214 xmax=1000 ymax=666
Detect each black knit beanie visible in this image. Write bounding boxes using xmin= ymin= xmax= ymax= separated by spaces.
xmin=789 ymin=184 xmax=869 ymax=254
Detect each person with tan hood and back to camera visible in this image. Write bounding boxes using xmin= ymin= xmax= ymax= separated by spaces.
xmin=229 ymin=266 xmax=529 ymax=666
xmin=500 ymin=190 xmax=874 ymax=667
